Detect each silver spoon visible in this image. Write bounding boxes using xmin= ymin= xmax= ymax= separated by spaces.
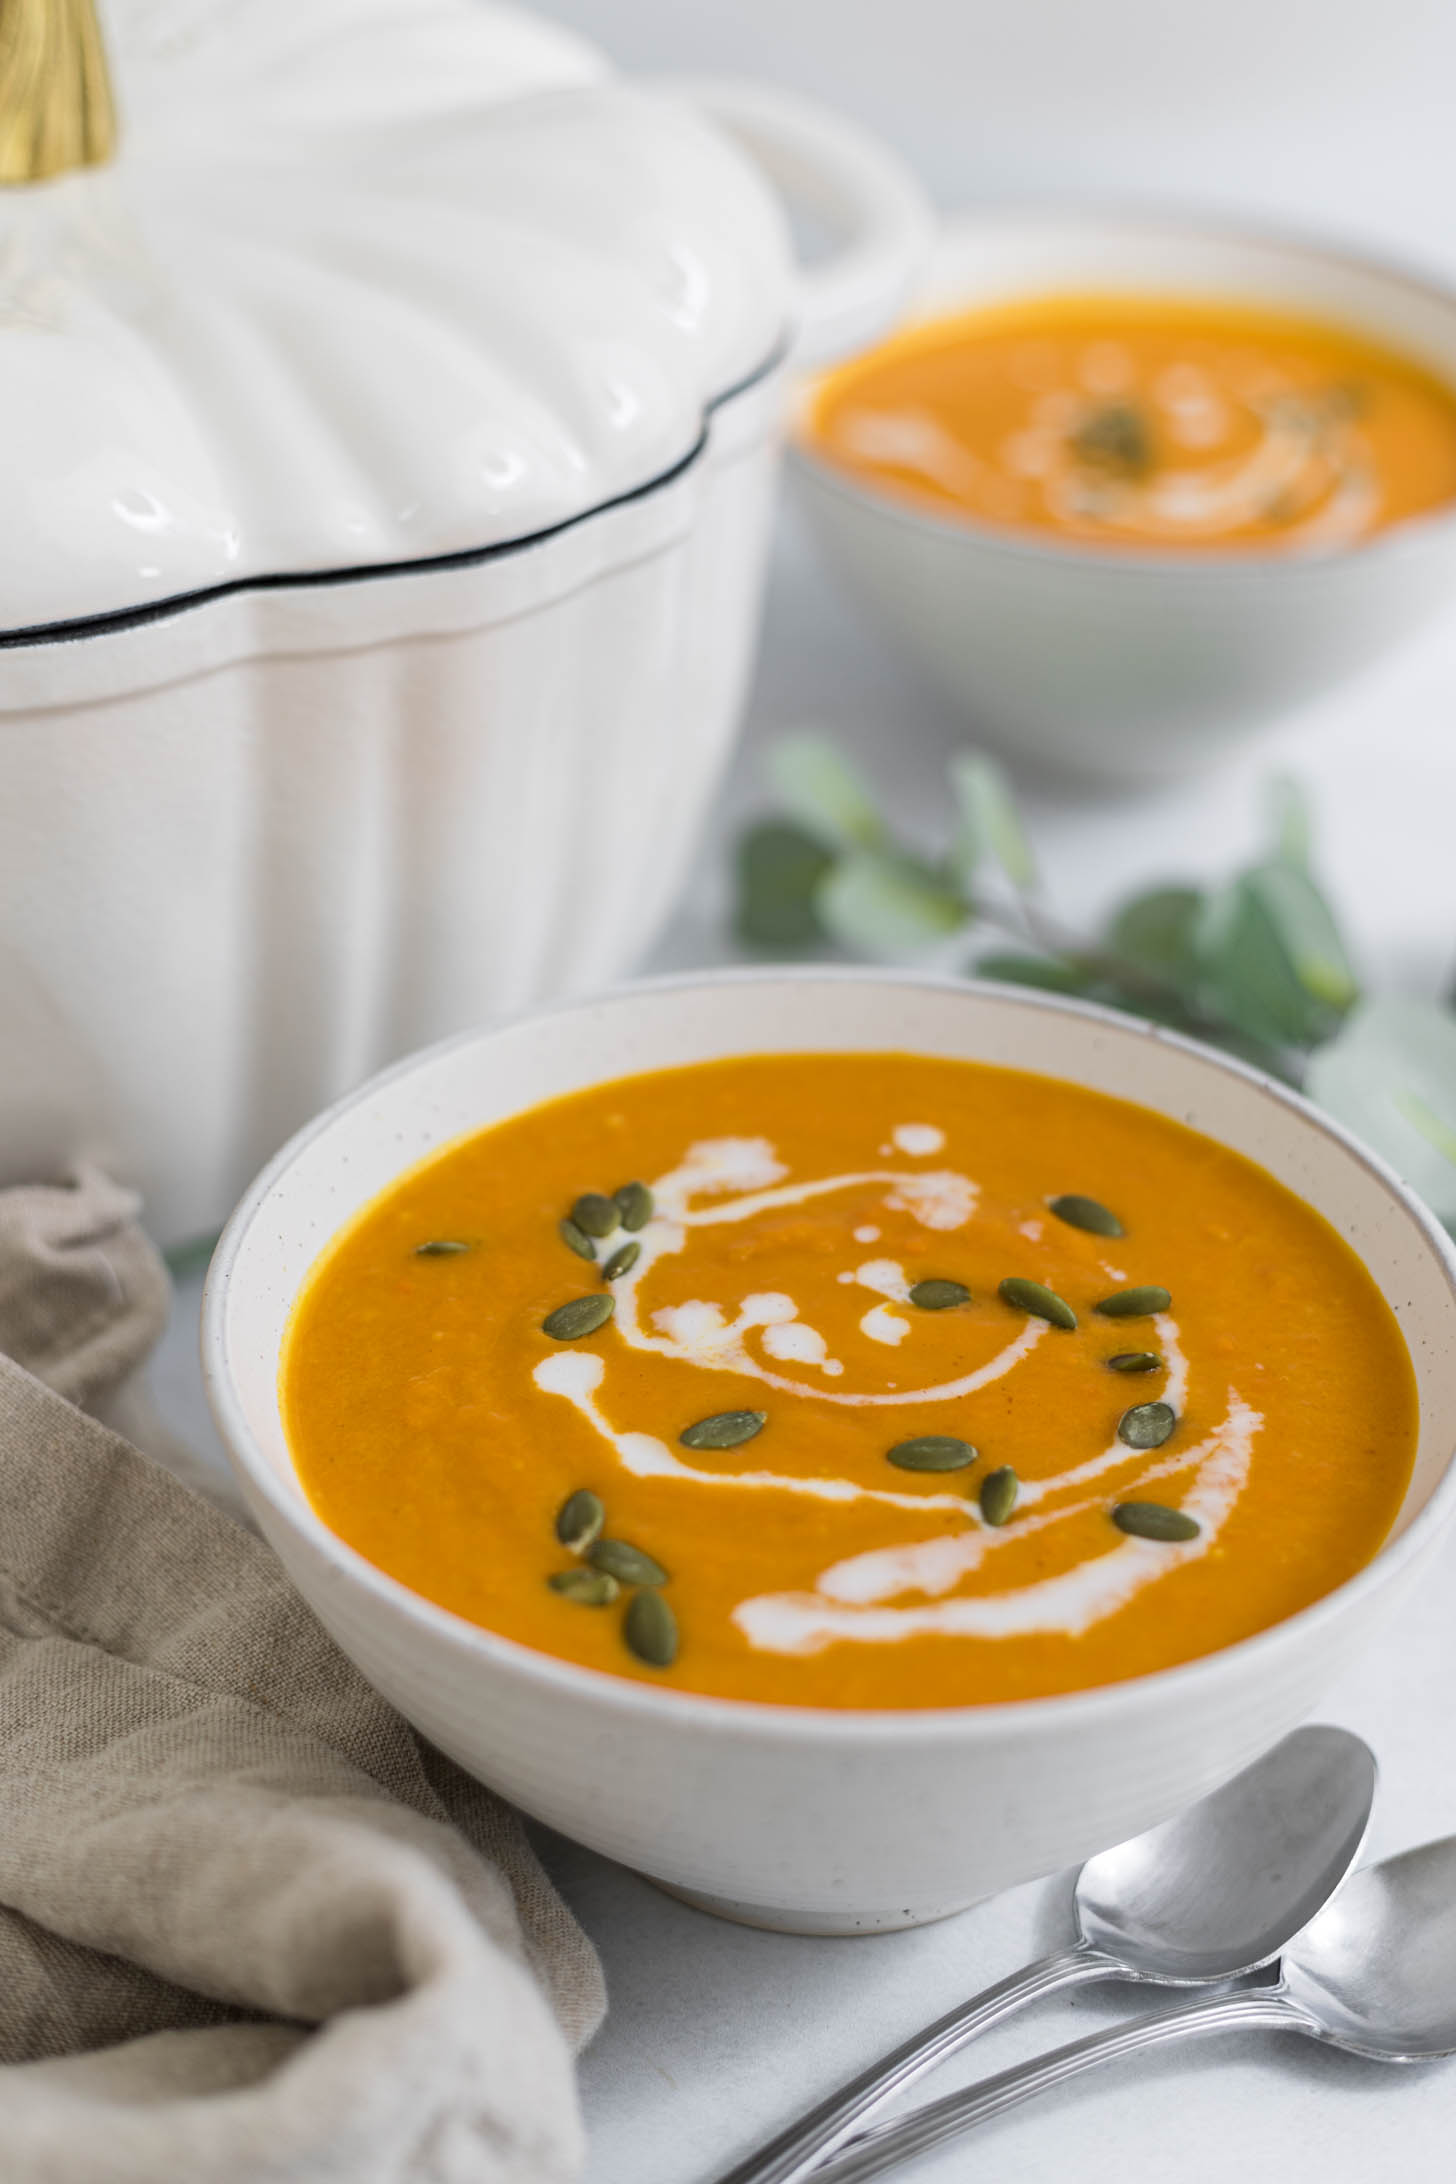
xmin=712 ymin=1725 xmax=1375 ymax=2184
xmin=814 ymin=1832 xmax=1456 ymax=2184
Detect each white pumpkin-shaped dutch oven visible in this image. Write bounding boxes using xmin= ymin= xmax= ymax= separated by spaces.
xmin=0 ymin=0 xmax=927 ymax=1241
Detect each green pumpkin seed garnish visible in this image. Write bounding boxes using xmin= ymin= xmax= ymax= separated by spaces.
xmin=614 ymin=1181 xmax=654 ymax=1232
xmin=887 ymin=1434 xmax=979 ymax=1472
xmin=602 ymin=1240 xmax=641 ymax=1282
xmin=548 ymin=1567 xmax=619 ymax=1606
xmin=1094 ymin=1285 xmax=1172 ymax=1319
xmin=1048 ymin=1193 xmax=1124 ymax=1238
xmin=588 ymin=1538 xmax=668 ymax=1587
xmin=559 ymin=1217 xmax=597 ymax=1263
xmin=1112 ymin=1501 xmax=1201 ymax=1543
xmin=542 ymin=1294 xmax=616 ymax=1341
xmin=1107 ymin=1351 xmax=1162 ymax=1375
xmin=555 ymin=1488 xmax=605 ymax=1553
xmin=908 ymin=1278 xmax=972 ymax=1311
xmin=680 ymin=1410 xmax=768 ymax=1451
xmin=1117 ymin=1400 xmax=1177 ymax=1450
xmin=998 ymin=1276 xmax=1077 ymax=1330
xmin=571 ymin=1192 xmax=619 ymax=1239
xmin=414 ymin=1239 xmax=470 ymax=1257
xmin=978 ymin=1465 xmax=1019 ymax=1526
xmin=1070 ymin=400 xmax=1154 ymax=479
xmin=624 ymin=1587 xmax=678 ymax=1668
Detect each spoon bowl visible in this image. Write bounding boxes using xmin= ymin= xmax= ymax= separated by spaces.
xmin=1288 ymin=1834 xmax=1456 ymax=2060
xmin=1076 ymin=1722 xmax=1378 ymax=1983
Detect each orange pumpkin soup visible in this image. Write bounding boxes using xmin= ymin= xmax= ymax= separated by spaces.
xmin=805 ymin=292 xmax=1456 ymax=552
xmin=281 ymin=1054 xmax=1417 ymax=1709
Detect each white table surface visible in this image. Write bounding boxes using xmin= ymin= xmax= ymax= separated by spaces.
xmin=153 ymin=501 xmax=1456 ymax=2183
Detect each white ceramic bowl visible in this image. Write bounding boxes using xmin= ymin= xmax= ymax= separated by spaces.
xmin=791 ymin=211 xmax=1456 ymax=785
xmin=203 ymin=972 xmax=1456 ymax=1934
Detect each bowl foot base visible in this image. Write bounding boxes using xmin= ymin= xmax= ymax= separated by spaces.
xmin=645 ymin=1875 xmax=978 ymax=1936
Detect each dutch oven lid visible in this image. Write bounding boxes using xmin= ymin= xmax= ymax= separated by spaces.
xmin=0 ymin=0 xmax=793 ymax=635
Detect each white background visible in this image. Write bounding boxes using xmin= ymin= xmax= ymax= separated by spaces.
xmin=166 ymin=6 xmax=1456 ymax=2178
xmin=550 ymin=0 xmax=1456 ymax=275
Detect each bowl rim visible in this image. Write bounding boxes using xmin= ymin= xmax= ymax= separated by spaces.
xmin=203 ymin=966 xmax=1456 ymax=1745
xmin=789 ymin=198 xmax=1456 ymax=579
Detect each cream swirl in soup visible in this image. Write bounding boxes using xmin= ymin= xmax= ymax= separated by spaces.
xmin=281 ymin=1052 xmax=1416 ymax=1708
xmin=529 ymin=1136 xmax=1255 ymax=1653
xmin=806 ymin=293 xmax=1456 ymax=554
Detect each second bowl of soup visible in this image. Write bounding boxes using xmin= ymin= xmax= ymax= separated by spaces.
xmin=792 ymin=212 xmax=1456 ymax=781
xmin=203 ymin=973 xmax=1456 ymax=1931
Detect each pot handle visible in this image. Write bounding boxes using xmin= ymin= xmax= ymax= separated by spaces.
xmin=661 ymin=77 xmax=932 ymax=365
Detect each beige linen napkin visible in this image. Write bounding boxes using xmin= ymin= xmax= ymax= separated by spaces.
xmin=0 ymin=1169 xmax=606 ymax=2183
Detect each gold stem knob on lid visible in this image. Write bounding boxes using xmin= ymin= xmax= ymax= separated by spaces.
xmin=0 ymin=0 xmax=116 ymax=183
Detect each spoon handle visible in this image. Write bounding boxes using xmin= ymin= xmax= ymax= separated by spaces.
xmin=812 ymin=1988 xmax=1305 ymax=2184
xmin=708 ymin=1943 xmax=1113 ymax=2184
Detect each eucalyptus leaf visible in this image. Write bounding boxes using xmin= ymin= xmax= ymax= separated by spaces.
xmin=816 ymin=850 xmax=966 ymax=959
xmin=1104 ymin=887 xmax=1203 ymax=987
xmin=735 ymin=739 xmax=1353 ymax=1092
xmin=769 ymin=735 xmax=887 ymax=851
xmin=1195 ymin=871 xmax=1348 ymax=1049
xmin=1244 ymin=861 xmax=1358 ymax=1013
xmin=1400 ymin=1090 xmax=1456 ymax=1167
xmin=949 ymin=752 xmax=1037 ymax=894
xmin=1268 ymin=776 xmax=1312 ymax=872
xmin=1307 ymin=995 xmax=1456 ymax=1223
xmin=974 ymin=950 xmax=1190 ymax=1030
xmin=735 ymin=820 xmax=834 ymax=950
xmin=976 ymin=935 xmax=1297 ymax=1080
xmin=974 ymin=951 xmax=1095 ymax=995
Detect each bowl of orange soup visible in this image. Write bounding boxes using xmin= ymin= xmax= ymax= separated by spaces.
xmin=203 ymin=973 xmax=1456 ymax=1932
xmin=791 ymin=212 xmax=1456 ymax=783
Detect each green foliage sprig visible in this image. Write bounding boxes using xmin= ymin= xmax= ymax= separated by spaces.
xmin=734 ymin=735 xmax=1456 ymax=1230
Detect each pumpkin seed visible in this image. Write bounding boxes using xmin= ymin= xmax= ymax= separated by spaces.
xmin=908 ymin=1278 xmax=972 ymax=1311
xmin=614 ymin=1181 xmax=654 ymax=1232
xmin=1071 ymin=401 xmax=1154 ymax=480
xmin=1048 ymin=1193 xmax=1124 ymax=1238
xmin=542 ymin=1294 xmax=616 ymax=1341
xmin=571 ymin=1192 xmax=619 ymax=1239
xmin=978 ymin=1465 xmax=1019 ymax=1526
xmin=624 ymin=1587 xmax=678 ymax=1668
xmin=1107 ymin=1351 xmax=1162 ymax=1374
xmin=1094 ymin=1285 xmax=1172 ymax=1318
xmin=602 ymin=1240 xmax=641 ymax=1281
xmin=588 ymin=1538 xmax=668 ymax=1587
xmin=1117 ymin=1400 xmax=1177 ymax=1450
xmin=887 ymin=1435 xmax=979 ymax=1472
xmin=998 ymin=1276 xmax=1077 ymax=1330
xmin=1112 ymin=1501 xmax=1201 ymax=1543
xmin=680 ymin=1410 xmax=767 ymax=1451
xmin=415 ymin=1239 xmax=470 ymax=1257
xmin=548 ymin=1567 xmax=619 ymax=1605
xmin=559 ymin=1217 xmax=597 ymax=1263
xmin=555 ymin=1488 xmax=605 ymax=1552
